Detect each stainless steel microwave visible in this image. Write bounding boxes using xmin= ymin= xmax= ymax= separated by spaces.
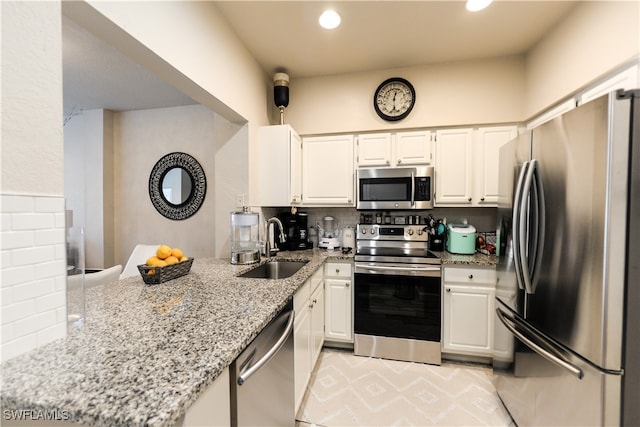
xmin=357 ymin=166 xmax=434 ymax=210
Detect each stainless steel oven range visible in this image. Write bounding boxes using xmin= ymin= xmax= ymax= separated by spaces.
xmin=354 ymin=224 xmax=442 ymax=365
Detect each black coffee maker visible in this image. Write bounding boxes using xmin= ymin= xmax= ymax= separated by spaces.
xmin=277 ymin=211 xmax=313 ymax=251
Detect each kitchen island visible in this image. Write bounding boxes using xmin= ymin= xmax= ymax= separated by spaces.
xmin=0 ymin=250 xmax=350 ymax=427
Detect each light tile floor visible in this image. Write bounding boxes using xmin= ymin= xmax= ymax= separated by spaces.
xmin=296 ymin=348 xmax=515 ymax=427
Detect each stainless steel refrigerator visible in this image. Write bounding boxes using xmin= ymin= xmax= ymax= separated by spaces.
xmin=493 ymin=89 xmax=639 ymax=426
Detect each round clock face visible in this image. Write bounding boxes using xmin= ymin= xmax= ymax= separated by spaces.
xmin=374 ymin=77 xmax=416 ymax=121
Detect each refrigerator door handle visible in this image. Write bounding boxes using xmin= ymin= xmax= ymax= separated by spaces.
xmin=518 ymin=159 xmax=539 ymax=294
xmin=496 ymin=306 xmax=584 ymax=379
xmin=512 ymin=161 xmax=529 ymax=291
xmin=237 ymin=310 xmax=295 ymax=386
xmin=529 ymin=161 xmax=546 ymax=293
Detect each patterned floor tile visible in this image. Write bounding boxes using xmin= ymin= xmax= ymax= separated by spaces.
xmin=296 ymin=348 xmax=515 ymax=427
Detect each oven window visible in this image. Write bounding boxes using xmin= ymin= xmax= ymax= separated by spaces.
xmin=354 ymin=273 xmax=441 ymax=341
xmin=360 ymin=178 xmax=412 ymax=201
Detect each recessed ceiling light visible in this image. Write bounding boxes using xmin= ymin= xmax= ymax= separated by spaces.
xmin=466 ymin=0 xmax=493 ymax=12
xmin=319 ymin=10 xmax=341 ymax=29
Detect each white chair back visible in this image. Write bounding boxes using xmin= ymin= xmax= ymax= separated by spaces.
xmin=120 ymin=244 xmax=161 ymax=279
xmin=86 ymin=265 xmax=122 ymax=288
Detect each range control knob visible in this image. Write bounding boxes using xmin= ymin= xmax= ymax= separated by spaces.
xmin=408 ymin=229 xmax=414 ymax=235
xmin=360 ymin=228 xmax=367 ymax=234
xmin=370 ymin=228 xmax=376 ymax=235
xmin=417 ymin=229 xmax=424 ymax=236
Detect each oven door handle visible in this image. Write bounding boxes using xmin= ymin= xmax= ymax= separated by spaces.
xmin=356 ymin=264 xmax=441 ymax=274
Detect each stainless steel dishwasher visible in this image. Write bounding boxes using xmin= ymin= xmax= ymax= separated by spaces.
xmin=230 ymin=301 xmax=295 ymax=427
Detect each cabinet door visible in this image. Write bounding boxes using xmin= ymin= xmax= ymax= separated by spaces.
xmin=310 ymin=283 xmax=325 ymax=367
xmin=443 ymin=284 xmax=495 ymax=356
xmin=302 ymin=135 xmax=354 ymax=205
xmin=434 ymin=129 xmax=473 ymax=205
xmin=257 ymin=125 xmax=300 ymax=206
xmin=324 ymin=278 xmax=352 ymax=342
xmin=475 ymin=126 xmax=517 ymax=206
xmin=357 ymin=133 xmax=392 ymax=167
xmin=290 ymin=129 xmax=303 ymax=204
xmin=294 ymin=304 xmax=311 ymax=412
xmin=395 ymin=131 xmax=432 ymax=166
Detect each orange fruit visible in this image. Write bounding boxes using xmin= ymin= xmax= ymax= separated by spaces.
xmin=171 ymin=248 xmax=184 ymax=259
xmin=165 ymin=256 xmax=179 ymax=265
xmin=156 ymin=245 xmax=172 ymax=260
xmin=180 ymin=256 xmax=189 ymax=262
xmin=146 ymin=256 xmax=162 ymax=266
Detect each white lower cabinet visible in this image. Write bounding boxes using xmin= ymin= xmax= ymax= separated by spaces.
xmin=180 ymin=367 xmax=230 ymax=426
xmin=293 ymin=267 xmax=324 ymax=412
xmin=442 ymin=266 xmax=496 ymax=358
xmin=324 ymin=262 xmax=353 ymax=343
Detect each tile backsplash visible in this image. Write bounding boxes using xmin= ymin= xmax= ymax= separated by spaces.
xmin=1 ymin=194 xmax=67 ymax=362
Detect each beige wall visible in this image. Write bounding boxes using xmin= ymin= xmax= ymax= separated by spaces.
xmin=285 ymin=56 xmax=526 ymax=135
xmin=64 ymin=109 xmax=115 ymax=269
xmin=1 ymin=1 xmax=68 ymax=361
xmin=115 ymin=105 xmax=216 ymax=266
xmin=525 ymin=1 xmax=640 ymax=117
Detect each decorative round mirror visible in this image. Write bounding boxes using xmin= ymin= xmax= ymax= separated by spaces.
xmin=149 ymin=152 xmax=207 ymax=220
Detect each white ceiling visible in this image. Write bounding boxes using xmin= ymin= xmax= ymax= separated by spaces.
xmin=62 ymin=1 xmax=578 ymax=115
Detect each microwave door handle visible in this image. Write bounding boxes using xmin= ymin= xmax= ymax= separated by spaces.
xmin=410 ymin=171 xmax=415 ymax=207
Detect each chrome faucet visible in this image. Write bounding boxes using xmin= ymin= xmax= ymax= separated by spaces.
xmin=265 ymin=217 xmax=287 ymax=257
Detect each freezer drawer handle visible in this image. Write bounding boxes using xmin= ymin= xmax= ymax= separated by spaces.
xmin=237 ymin=310 xmax=295 ymax=386
xmin=496 ymin=307 xmax=583 ymax=379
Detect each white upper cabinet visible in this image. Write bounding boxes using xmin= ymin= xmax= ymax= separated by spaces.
xmin=257 ymin=125 xmax=302 ymax=206
xmin=394 ymin=130 xmax=433 ymax=166
xmin=475 ymin=126 xmax=517 ymax=205
xmin=357 ymin=133 xmax=392 ymax=167
xmin=435 ymin=126 xmax=517 ymax=207
xmin=356 ymin=131 xmax=432 ymax=167
xmin=302 ymin=135 xmax=355 ymax=206
xmin=434 ymin=128 xmax=474 ymax=205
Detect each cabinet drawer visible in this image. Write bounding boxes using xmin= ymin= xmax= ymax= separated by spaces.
xmin=324 ymin=262 xmax=352 ymax=278
xmin=443 ymin=266 xmax=496 ymax=285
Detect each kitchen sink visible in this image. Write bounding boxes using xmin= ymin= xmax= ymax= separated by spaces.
xmin=239 ymin=260 xmax=308 ymax=280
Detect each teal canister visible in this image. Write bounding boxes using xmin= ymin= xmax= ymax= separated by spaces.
xmin=445 ymin=224 xmax=477 ymax=254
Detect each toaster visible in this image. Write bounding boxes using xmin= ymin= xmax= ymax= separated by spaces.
xmin=446 ymin=224 xmax=477 ymax=254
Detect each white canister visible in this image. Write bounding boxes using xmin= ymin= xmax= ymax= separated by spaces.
xmin=342 ymin=225 xmax=355 ymax=249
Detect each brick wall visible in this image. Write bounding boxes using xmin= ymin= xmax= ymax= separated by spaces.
xmin=1 ymin=194 xmax=67 ymax=362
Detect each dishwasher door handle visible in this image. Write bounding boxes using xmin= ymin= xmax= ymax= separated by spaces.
xmin=237 ymin=310 xmax=295 ymax=386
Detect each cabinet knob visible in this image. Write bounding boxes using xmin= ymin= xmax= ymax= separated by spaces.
xmin=336 ymin=269 xmax=340 ymax=274
xmin=386 ymin=160 xmax=390 ymax=165
xmin=480 ymin=197 xmax=485 ymax=202
xmin=468 ymin=274 xmax=474 ymax=279
xmin=345 ymin=282 xmax=350 ymax=287
xmin=468 ymin=197 xmax=472 ymax=202
xmin=446 ymin=288 xmax=451 ymax=292
xmin=397 ymin=159 xmax=402 ymax=164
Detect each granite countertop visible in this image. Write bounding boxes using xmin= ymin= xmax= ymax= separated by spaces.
xmin=0 ymin=250 xmax=351 ymax=427
xmin=437 ymin=251 xmax=497 ymax=266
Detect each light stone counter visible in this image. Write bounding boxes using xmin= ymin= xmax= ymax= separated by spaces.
xmin=0 ymin=250 xmax=351 ymax=427
xmin=435 ymin=250 xmax=497 ymax=266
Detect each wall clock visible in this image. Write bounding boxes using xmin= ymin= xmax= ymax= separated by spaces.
xmin=373 ymin=77 xmax=416 ymax=121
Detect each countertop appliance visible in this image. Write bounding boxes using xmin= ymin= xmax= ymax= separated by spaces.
xmin=230 ymin=301 xmax=295 ymax=426
xmin=277 ymin=211 xmax=313 ymax=251
xmin=354 ymin=224 xmax=442 ymax=365
xmin=445 ymin=224 xmax=477 ymax=254
xmin=493 ymin=90 xmax=639 ymax=426
xmin=318 ymin=215 xmax=341 ymax=249
xmin=230 ymin=207 xmax=260 ymax=264
xmin=356 ymin=166 xmax=434 ymax=210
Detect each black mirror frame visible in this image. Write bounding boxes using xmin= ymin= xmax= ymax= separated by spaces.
xmin=148 ymin=152 xmax=207 ymax=220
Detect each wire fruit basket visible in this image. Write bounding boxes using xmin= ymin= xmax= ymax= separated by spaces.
xmin=137 ymin=258 xmax=194 ymax=285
